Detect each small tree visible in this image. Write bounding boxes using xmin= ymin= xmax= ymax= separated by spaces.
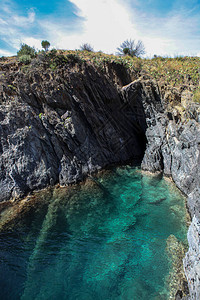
xmin=117 ymin=39 xmax=145 ymax=57
xmin=17 ymin=43 xmax=36 ymax=58
xmin=80 ymin=43 xmax=94 ymax=52
xmin=41 ymin=40 xmax=50 ymax=52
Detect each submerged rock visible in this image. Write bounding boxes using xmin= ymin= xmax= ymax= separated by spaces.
xmin=166 ymin=234 xmax=188 ymax=299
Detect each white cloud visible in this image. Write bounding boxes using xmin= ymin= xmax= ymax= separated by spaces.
xmin=13 ymin=11 xmax=35 ymax=26
xmin=23 ymin=37 xmax=42 ymax=51
xmin=55 ymin=0 xmax=139 ymax=53
xmin=0 ymin=18 xmax=7 ymax=25
xmin=0 ymin=2 xmax=39 ymax=55
xmin=42 ymin=0 xmax=200 ymax=56
xmin=0 ymin=0 xmax=200 ymax=57
xmin=0 ymin=49 xmax=14 ymax=56
xmin=125 ymin=3 xmax=200 ymax=56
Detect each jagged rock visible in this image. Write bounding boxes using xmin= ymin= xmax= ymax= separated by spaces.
xmin=0 ymin=63 xmax=162 ymax=202
xmin=183 ymin=216 xmax=200 ymax=300
xmin=188 ymin=189 xmax=200 ymax=220
xmin=141 ymin=94 xmax=200 ymax=299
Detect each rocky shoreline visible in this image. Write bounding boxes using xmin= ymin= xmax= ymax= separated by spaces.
xmin=0 ymin=56 xmax=199 ymax=298
xmin=141 ymin=87 xmax=200 ymax=300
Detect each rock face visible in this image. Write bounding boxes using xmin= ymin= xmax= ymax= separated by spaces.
xmin=0 ymin=60 xmax=159 ymax=202
xmin=141 ymin=85 xmax=200 ymax=299
xmin=184 ymin=216 xmax=200 ymax=300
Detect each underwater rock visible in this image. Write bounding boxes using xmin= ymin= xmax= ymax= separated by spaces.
xmin=166 ymin=234 xmax=189 ymax=299
xmin=149 ymin=197 xmax=166 ymax=205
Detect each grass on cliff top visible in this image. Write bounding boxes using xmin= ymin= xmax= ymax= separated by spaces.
xmin=1 ymin=50 xmax=200 ymax=90
xmin=51 ymin=50 xmax=200 ymax=88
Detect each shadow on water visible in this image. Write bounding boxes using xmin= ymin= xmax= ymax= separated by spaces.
xmin=149 ymin=197 xmax=167 ymax=206
xmin=0 ymin=167 xmax=188 ymax=300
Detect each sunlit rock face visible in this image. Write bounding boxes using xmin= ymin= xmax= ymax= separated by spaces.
xmin=183 ymin=216 xmax=200 ymax=300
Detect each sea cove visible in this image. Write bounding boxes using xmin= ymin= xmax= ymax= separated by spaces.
xmin=0 ymin=167 xmax=188 ymax=299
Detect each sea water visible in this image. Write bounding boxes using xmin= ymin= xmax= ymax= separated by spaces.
xmin=0 ymin=167 xmax=188 ymax=300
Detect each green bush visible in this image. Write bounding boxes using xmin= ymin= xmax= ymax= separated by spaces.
xmin=19 ymin=54 xmax=32 ymax=64
xmin=50 ymin=48 xmax=57 ymax=55
xmin=53 ymin=54 xmax=68 ymax=66
xmin=17 ymin=44 xmax=36 ymax=58
xmin=41 ymin=40 xmax=50 ymax=51
xmin=48 ymin=49 xmax=57 ymax=59
xmin=66 ymin=53 xmax=83 ymax=64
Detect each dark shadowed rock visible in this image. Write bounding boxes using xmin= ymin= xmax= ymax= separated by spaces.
xmin=0 ymin=63 xmax=161 ymax=202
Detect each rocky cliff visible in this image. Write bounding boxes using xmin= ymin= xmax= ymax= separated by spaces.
xmin=141 ymin=85 xmax=200 ymax=299
xmin=0 ymin=56 xmax=152 ymax=202
xmin=0 ymin=54 xmax=199 ymax=299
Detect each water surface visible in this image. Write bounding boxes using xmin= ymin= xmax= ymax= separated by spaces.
xmin=0 ymin=167 xmax=188 ymax=300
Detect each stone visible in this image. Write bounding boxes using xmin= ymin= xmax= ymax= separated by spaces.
xmin=183 ymin=216 xmax=200 ymax=300
xmin=0 ymin=63 xmax=159 ymax=202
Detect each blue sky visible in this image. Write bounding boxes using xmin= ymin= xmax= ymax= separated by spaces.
xmin=0 ymin=0 xmax=200 ymax=57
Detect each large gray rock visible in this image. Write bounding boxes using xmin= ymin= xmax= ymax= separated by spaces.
xmin=0 ymin=64 xmax=161 ymax=202
xmin=184 ymin=216 xmax=200 ymax=300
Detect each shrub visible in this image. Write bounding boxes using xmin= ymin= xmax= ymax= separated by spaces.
xmin=66 ymin=53 xmax=83 ymax=64
xmin=134 ymin=59 xmax=143 ymax=73
xmin=17 ymin=44 xmax=36 ymax=58
xmin=48 ymin=49 xmax=57 ymax=59
xmin=41 ymin=40 xmax=50 ymax=51
xmin=123 ymin=47 xmax=130 ymax=55
xmin=53 ymin=54 xmax=68 ymax=66
xmin=50 ymin=48 xmax=57 ymax=55
xmin=117 ymin=39 xmax=145 ymax=57
xmin=80 ymin=43 xmax=94 ymax=52
xmin=19 ymin=54 xmax=32 ymax=64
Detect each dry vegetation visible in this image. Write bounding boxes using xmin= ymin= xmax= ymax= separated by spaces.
xmin=1 ymin=50 xmax=200 ymax=102
xmin=54 ymin=51 xmax=200 ymax=85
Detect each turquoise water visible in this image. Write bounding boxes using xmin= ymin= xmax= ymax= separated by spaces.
xmin=0 ymin=167 xmax=188 ymax=300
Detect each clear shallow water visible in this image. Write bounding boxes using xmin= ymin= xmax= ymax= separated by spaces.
xmin=0 ymin=167 xmax=188 ymax=300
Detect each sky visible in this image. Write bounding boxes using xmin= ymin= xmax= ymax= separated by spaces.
xmin=0 ymin=0 xmax=200 ymax=57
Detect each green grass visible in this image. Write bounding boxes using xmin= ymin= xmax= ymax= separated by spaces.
xmin=50 ymin=51 xmax=200 ymax=88
xmin=2 ymin=50 xmax=200 ymax=90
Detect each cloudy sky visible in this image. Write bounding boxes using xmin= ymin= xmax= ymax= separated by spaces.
xmin=0 ymin=0 xmax=200 ymax=57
